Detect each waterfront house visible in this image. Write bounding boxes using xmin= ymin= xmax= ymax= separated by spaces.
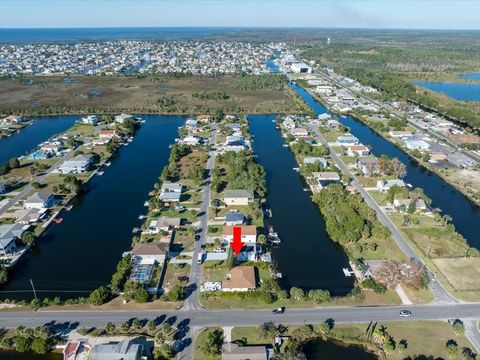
xmin=80 ymin=115 xmax=98 ymax=125
xmin=181 ymin=135 xmax=201 ymax=146
xmin=389 ymin=130 xmax=414 ymax=140
xmin=224 ymin=135 xmax=250 ymax=152
xmin=336 ymin=135 xmax=359 ymax=146
xmin=146 ymin=217 xmax=181 ymax=234
xmin=89 ymin=340 xmax=142 ymax=360
xmin=223 ymin=225 xmax=257 ymax=244
xmin=14 ymin=208 xmax=47 ymax=224
xmin=131 ymin=242 xmax=169 ymax=264
xmin=303 ymin=157 xmax=328 ymax=168
xmin=222 ymin=343 xmax=269 ymax=360
xmin=185 ymin=119 xmax=198 ymax=130
xmin=0 ymin=223 xmax=30 ymax=256
xmin=222 ymin=266 xmax=257 ymax=292
xmin=161 ymin=182 xmax=183 ymax=193
xmin=24 ymin=192 xmax=55 ymax=210
xmin=317 ymin=113 xmax=332 ymax=121
xmin=98 ymin=130 xmax=118 ymax=140
xmin=0 ymin=182 xmax=5 ymax=194
xmin=283 ymin=117 xmax=295 ymax=130
xmin=347 ymin=145 xmax=370 ymax=157
xmin=405 ymin=139 xmax=430 ymax=150
xmin=114 ymin=113 xmax=133 ymax=123
xmin=29 ymin=150 xmax=50 ymax=160
xmin=159 ymin=183 xmax=183 ymax=203
xmin=377 ymin=179 xmax=406 ymax=192
xmin=224 ymin=190 xmax=254 ymax=206
xmin=40 ymin=143 xmax=62 ymax=155
xmin=393 ymin=198 xmax=427 ymax=212
xmin=225 ymin=212 xmax=245 ymax=226
xmin=1 ymin=115 xmax=25 ymax=124
xmin=357 ymin=157 xmax=379 ymax=177
xmin=57 ymin=154 xmax=94 ymax=174
xmin=326 ymin=119 xmax=340 ymax=129
xmin=312 ymin=172 xmax=341 ymax=188
xmin=290 ymin=128 xmax=309 ymax=138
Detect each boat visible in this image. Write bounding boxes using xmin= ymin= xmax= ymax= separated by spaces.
xmin=144 ymin=201 xmax=149 ymax=207
xmin=65 ymin=205 xmax=73 ymax=211
xmin=138 ymin=215 xmax=147 ymax=220
xmin=53 ymin=217 xmax=63 ymax=224
xmin=96 ymin=171 xmax=104 ymax=176
xmin=264 ymin=208 xmax=272 ymax=218
xmin=267 ymin=226 xmax=281 ymax=244
xmin=343 ymin=268 xmax=354 ymax=277
xmin=132 ymin=227 xmax=141 ymax=234
xmin=105 ymin=162 xmax=111 ymax=166
xmin=293 ymin=167 xmax=299 ymax=172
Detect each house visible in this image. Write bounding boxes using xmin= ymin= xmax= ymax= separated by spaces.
xmin=405 ymin=140 xmax=430 ymax=150
xmin=430 ymin=151 xmax=448 ymax=161
xmin=357 ymin=157 xmax=379 ymax=177
xmin=114 ymin=113 xmax=133 ymax=123
xmin=40 ymin=143 xmax=61 ymax=155
xmin=325 ymin=119 xmax=340 ymax=129
xmin=1 ymin=115 xmax=25 ymax=124
xmin=63 ymin=340 xmax=81 ymax=360
xmin=389 ymin=130 xmax=414 ymax=140
xmin=89 ymin=340 xmax=142 ymax=360
xmin=0 ymin=182 xmax=5 ymax=194
xmin=283 ymin=118 xmax=295 ymax=130
xmin=182 ymin=135 xmax=200 ymax=146
xmin=312 ymin=172 xmax=341 ymax=188
xmin=0 ymin=223 xmax=30 ymax=256
xmin=224 ymin=135 xmax=250 ymax=152
xmin=316 ymin=85 xmax=334 ymax=94
xmin=347 ymin=145 xmax=370 ymax=157
xmin=161 ymin=182 xmax=183 ymax=194
xmin=303 ymin=157 xmax=328 ymax=168
xmin=24 ymin=192 xmax=55 ymax=210
xmin=336 ymin=135 xmax=359 ymax=146
xmin=317 ymin=113 xmax=332 ymax=121
xmin=377 ymin=179 xmax=406 ymax=192
xmin=98 ymin=130 xmax=118 ymax=140
xmin=159 ymin=191 xmax=181 ymax=203
xmin=131 ymin=242 xmax=169 ymax=263
xmin=14 ymin=208 xmax=47 ymax=224
xmin=145 ymin=217 xmax=181 ymax=234
xmin=222 ymin=266 xmax=257 ymax=292
xmin=185 ymin=119 xmax=198 ymax=130
xmin=290 ymin=128 xmax=309 ymax=138
xmin=223 ymin=225 xmax=257 ymax=244
xmin=57 ymin=154 xmax=94 ymax=174
xmin=224 ymin=190 xmax=254 ymax=206
xmin=393 ymin=198 xmax=427 ymax=212
xmin=225 ymin=213 xmax=245 ymax=226
xmin=80 ymin=115 xmax=98 ymax=125
xmin=222 ymin=343 xmax=269 ymax=360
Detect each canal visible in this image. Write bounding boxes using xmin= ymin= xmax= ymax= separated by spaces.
xmin=249 ymin=114 xmax=354 ymax=295
xmin=303 ymin=339 xmax=376 ymax=359
xmin=0 ymin=116 xmax=79 ymax=165
xmin=0 ymin=115 xmax=184 ymax=300
xmin=290 ymin=82 xmax=480 ymax=249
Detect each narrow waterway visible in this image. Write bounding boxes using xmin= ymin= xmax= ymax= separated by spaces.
xmin=290 ymin=82 xmax=480 ymax=249
xmin=303 ymin=339 xmax=376 ymax=359
xmin=0 ymin=116 xmax=78 ymax=165
xmin=249 ymin=114 xmax=354 ymax=295
xmin=0 ymin=115 xmax=184 ymax=300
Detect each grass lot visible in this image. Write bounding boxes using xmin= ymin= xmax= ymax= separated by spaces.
xmin=433 ymin=257 xmax=480 ymax=291
xmin=194 ymin=327 xmax=223 ymax=360
xmin=171 ymin=229 xmax=195 ymax=252
xmin=162 ymin=262 xmax=191 ymax=290
xmin=0 ymin=75 xmax=305 ymax=115
xmin=201 ymin=260 xmax=229 ymax=283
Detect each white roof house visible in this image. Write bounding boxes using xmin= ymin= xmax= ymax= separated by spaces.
xmin=336 ymin=135 xmax=359 ymax=146
xmin=405 ymin=140 xmax=430 ymax=150
xmin=114 ymin=113 xmax=133 ymax=123
xmin=290 ymin=128 xmax=309 ymax=137
xmin=377 ymin=179 xmax=406 ymax=192
xmin=303 ymin=157 xmax=328 ymax=168
xmin=24 ymin=192 xmax=55 ymax=210
xmin=161 ymin=182 xmax=183 ymax=193
xmin=57 ymin=154 xmax=94 ymax=174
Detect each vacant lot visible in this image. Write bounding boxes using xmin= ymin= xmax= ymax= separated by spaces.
xmin=434 ymin=257 xmax=480 ymax=291
xmin=0 ymin=75 xmax=305 ymax=115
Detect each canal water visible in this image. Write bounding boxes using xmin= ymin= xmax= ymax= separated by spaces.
xmin=303 ymin=339 xmax=376 ymax=359
xmin=290 ymin=82 xmax=480 ymax=250
xmin=0 ymin=351 xmax=62 ymax=360
xmin=0 ymin=115 xmax=78 ymax=165
xmin=0 ymin=115 xmax=184 ymax=300
xmin=249 ymin=114 xmax=354 ymax=295
xmin=414 ymin=81 xmax=480 ymax=101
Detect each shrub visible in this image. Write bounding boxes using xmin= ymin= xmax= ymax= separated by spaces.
xmin=88 ymin=286 xmax=111 ymax=305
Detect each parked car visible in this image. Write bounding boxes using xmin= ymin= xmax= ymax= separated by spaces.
xmin=272 ymin=307 xmax=285 ymax=314
xmin=399 ymin=310 xmax=412 ymax=317
xmin=214 ymin=247 xmax=226 ymax=253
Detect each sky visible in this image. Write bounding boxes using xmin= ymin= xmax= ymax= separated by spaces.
xmin=0 ymin=0 xmax=479 ymax=30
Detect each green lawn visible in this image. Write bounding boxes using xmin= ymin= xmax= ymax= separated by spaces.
xmin=194 ymin=327 xmax=223 ymax=360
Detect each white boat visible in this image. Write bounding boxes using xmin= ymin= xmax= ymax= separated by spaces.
xmin=138 ymin=215 xmax=147 ymax=220
xmin=267 ymin=226 xmax=281 ymax=244
xmin=105 ymin=162 xmax=111 ymax=166
xmin=97 ymin=171 xmax=104 ymax=176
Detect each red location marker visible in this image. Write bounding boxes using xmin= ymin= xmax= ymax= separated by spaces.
xmin=230 ymin=226 xmax=243 ymax=256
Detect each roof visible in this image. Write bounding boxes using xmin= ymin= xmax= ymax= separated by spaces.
xmin=161 ymin=182 xmax=183 ymax=192
xmin=312 ymin=172 xmax=340 ymax=180
xmin=153 ymin=217 xmax=181 ymax=227
xmin=358 ymin=157 xmax=378 ymax=165
xmin=89 ymin=340 xmax=141 ymax=360
xmin=222 ymin=343 xmax=267 ymax=360
xmin=159 ymin=192 xmax=181 ymax=201
xmin=224 ymin=190 xmax=254 ymax=199
xmin=132 ymin=243 xmax=169 ymax=256
xmin=25 ymin=192 xmax=53 ymax=204
xmin=223 ymin=225 xmax=257 ymax=236
xmin=222 ymin=266 xmax=257 ymax=290
xmin=349 ymin=145 xmax=369 ymax=150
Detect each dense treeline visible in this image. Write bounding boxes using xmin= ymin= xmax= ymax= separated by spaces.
xmin=313 ymin=183 xmax=390 ymax=246
xmin=192 ymin=91 xmax=229 ymax=100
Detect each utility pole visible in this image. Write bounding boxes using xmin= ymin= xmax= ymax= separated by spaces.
xmin=29 ymin=279 xmax=37 ymax=300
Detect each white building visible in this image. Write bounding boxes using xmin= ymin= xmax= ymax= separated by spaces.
xmin=377 ymin=179 xmax=406 ymax=192
xmin=336 ymin=135 xmax=359 ymax=146
xmin=24 ymin=192 xmax=55 ymax=210
xmin=57 ymin=154 xmax=94 ymax=174
xmin=80 ymin=115 xmax=98 ymax=125
xmin=405 ymin=140 xmax=430 ymax=150
xmin=290 ymin=62 xmax=312 ymax=74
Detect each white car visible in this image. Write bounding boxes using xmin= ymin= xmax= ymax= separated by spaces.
xmin=399 ymin=310 xmax=412 ymax=317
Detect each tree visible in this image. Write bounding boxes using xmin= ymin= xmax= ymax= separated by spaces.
xmin=131 ymin=318 xmax=142 ymax=331
xmin=146 ymin=320 xmax=156 ymax=334
xmin=307 ymin=289 xmax=331 ymax=303
xmin=21 ymin=231 xmax=37 ymax=246
xmin=452 ymin=320 xmax=465 ymax=335
xmin=163 ymin=283 xmax=184 ymax=302
xmin=398 ymin=339 xmax=408 ymax=351
xmin=9 ymin=157 xmax=20 ymax=169
xmin=31 ymin=338 xmax=49 ymax=354
xmin=202 ymin=329 xmax=223 ymax=357
xmin=120 ymin=321 xmax=130 ymax=333
xmin=123 ymin=280 xmax=147 ymax=301
xmin=133 ymin=286 xmax=149 ymax=303
xmin=15 ymin=336 xmax=31 ymax=352
xmin=88 ymin=286 xmax=111 ymax=305
xmin=446 ymin=340 xmax=459 ymax=357
xmin=290 ymin=287 xmax=305 ymax=301
xmin=0 ymin=262 xmax=8 ymax=285
xmin=153 ymin=344 xmax=175 ymax=359
xmin=317 ymin=321 xmax=332 ymax=336
xmin=105 ymin=322 xmax=116 ymax=334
